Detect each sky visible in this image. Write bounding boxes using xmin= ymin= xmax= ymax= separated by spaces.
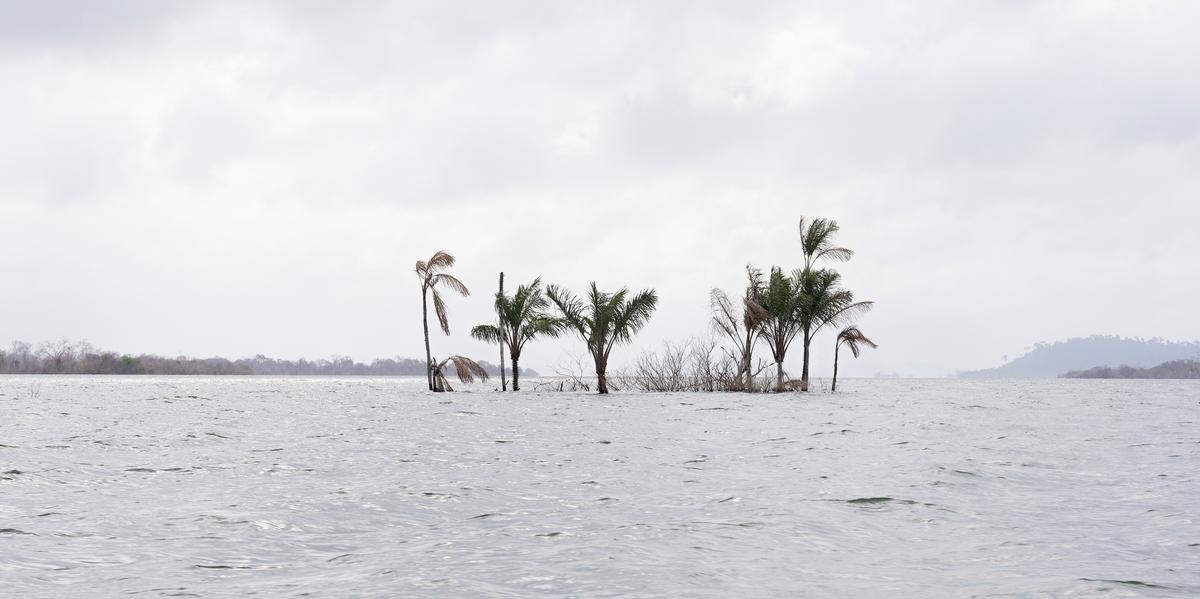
xmin=2 ymin=1 xmax=1199 ymax=377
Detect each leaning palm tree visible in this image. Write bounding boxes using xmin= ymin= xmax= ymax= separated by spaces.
xmin=796 ymin=267 xmax=874 ymax=391
xmin=430 ymin=355 xmax=490 ymax=392
xmin=415 ymin=251 xmax=470 ymax=391
xmin=757 ymin=267 xmax=806 ymax=391
xmin=711 ymin=265 xmax=769 ymax=390
xmin=832 ymin=326 xmax=877 ymax=392
xmin=547 ymin=283 xmax=658 ymax=394
xmin=471 ymin=277 xmax=563 ymax=391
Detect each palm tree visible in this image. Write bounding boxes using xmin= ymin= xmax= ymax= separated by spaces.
xmin=471 ymin=277 xmax=563 ymax=391
xmin=498 ymin=272 xmax=507 ymax=391
xmin=711 ymin=265 xmax=769 ymax=390
xmin=796 ymin=267 xmax=873 ymax=391
xmin=832 ymin=326 xmax=877 ymax=392
xmin=430 ymin=355 xmax=489 ymax=392
xmin=757 ymin=267 xmax=805 ymax=391
xmin=415 ymin=251 xmax=469 ymax=391
xmin=795 ymin=217 xmax=858 ymax=392
xmin=547 ymin=283 xmax=658 ymax=394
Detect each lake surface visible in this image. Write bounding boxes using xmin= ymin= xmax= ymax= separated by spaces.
xmin=1 ymin=377 xmax=1197 ymax=597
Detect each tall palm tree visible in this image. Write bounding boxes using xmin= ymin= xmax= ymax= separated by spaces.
xmin=796 ymin=267 xmax=873 ymax=391
xmin=471 ymin=278 xmax=563 ymax=391
xmin=795 ymin=217 xmax=858 ymax=392
xmin=711 ymin=265 xmax=769 ymax=390
xmin=430 ymin=355 xmax=489 ymax=392
xmin=547 ymin=283 xmax=658 ymax=394
xmin=498 ymin=272 xmax=507 ymax=391
xmin=757 ymin=267 xmax=805 ymax=391
xmin=832 ymin=326 xmax=877 ymax=392
xmin=415 ymin=251 xmax=469 ymax=391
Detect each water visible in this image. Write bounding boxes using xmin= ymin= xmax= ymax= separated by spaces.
xmin=1 ymin=376 xmax=1197 ymax=598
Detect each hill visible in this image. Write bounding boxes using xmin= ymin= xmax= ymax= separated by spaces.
xmin=959 ymin=335 xmax=1200 ymax=378
xmin=1063 ymin=359 xmax=1200 ymax=379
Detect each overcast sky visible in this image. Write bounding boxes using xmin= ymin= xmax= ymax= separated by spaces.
xmin=2 ymin=1 xmax=1198 ymax=377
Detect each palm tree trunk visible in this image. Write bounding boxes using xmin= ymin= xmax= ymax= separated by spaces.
xmin=421 ymin=289 xmax=433 ymax=391
xmin=775 ymin=356 xmax=784 ymax=392
xmin=499 ymin=272 xmax=507 ymax=392
xmin=800 ymin=325 xmax=812 ymax=392
xmin=595 ymin=351 xmax=608 ymax=394
xmin=511 ymin=351 xmax=521 ymax=391
xmin=832 ymin=343 xmax=840 ymax=393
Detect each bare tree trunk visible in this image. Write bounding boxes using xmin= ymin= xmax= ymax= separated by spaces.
xmin=775 ymin=356 xmax=784 ymax=392
xmin=800 ymin=325 xmax=811 ymax=392
xmin=499 ymin=272 xmax=507 ymax=392
xmin=832 ymin=343 xmax=840 ymax=392
xmin=511 ymin=354 xmax=520 ymax=391
xmin=422 ymin=289 xmax=433 ymax=391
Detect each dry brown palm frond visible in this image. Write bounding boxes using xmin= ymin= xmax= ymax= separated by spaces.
xmin=838 ymin=326 xmax=878 ymax=357
xmin=435 ymin=273 xmax=470 ymax=296
xmin=433 ymin=289 xmax=450 ymax=334
xmin=447 ymin=355 xmax=489 ymax=384
xmin=427 ymin=250 xmax=455 ymax=270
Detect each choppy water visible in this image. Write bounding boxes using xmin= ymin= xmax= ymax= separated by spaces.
xmin=1 ymin=377 xmax=1197 ymax=598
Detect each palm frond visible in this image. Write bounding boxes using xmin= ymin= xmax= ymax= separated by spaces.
xmin=838 ymin=326 xmax=878 ymax=358
xmin=611 ymin=289 xmax=658 ymax=345
xmin=427 ymin=250 xmax=455 ymax=271
xmin=470 ymin=324 xmax=503 ymax=344
xmin=433 ymin=288 xmax=450 ymax=335
xmin=435 ymin=273 xmax=470 ymax=297
xmin=815 ymin=247 xmax=854 ymax=263
xmin=446 ymin=355 xmax=489 ymax=384
xmin=547 ymin=284 xmax=587 ymax=337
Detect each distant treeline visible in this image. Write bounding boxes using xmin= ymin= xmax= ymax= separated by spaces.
xmin=1062 ymin=359 xmax=1200 ymax=379
xmin=0 ymin=339 xmax=536 ymax=377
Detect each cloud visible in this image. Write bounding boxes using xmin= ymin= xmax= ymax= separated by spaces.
xmin=1 ymin=1 xmax=1199 ymax=377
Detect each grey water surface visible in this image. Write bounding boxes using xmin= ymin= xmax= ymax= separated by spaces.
xmin=1 ymin=376 xmax=1197 ymax=598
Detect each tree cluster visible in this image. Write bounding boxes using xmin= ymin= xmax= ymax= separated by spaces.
xmin=0 ymin=339 xmax=532 ymax=377
xmin=628 ymin=217 xmax=877 ymax=393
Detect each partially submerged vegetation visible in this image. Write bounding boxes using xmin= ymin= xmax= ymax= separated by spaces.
xmin=470 ymin=278 xmax=562 ymax=391
xmin=619 ymin=217 xmax=875 ymax=394
xmin=4 ymin=215 xmax=878 ymax=394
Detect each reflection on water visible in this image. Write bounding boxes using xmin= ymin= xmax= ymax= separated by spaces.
xmin=1 ymin=377 xmax=1197 ymax=597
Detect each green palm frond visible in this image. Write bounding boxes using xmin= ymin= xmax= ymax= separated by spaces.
xmin=470 ymin=324 xmax=503 ymax=344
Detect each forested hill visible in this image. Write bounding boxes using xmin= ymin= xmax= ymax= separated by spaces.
xmin=960 ymin=336 xmax=1200 ymax=378
xmin=1063 ymin=359 xmax=1200 ymax=379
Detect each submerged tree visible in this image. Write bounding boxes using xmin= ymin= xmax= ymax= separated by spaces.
xmin=711 ymin=265 xmax=769 ymax=390
xmin=415 ymin=251 xmax=470 ymax=391
xmin=757 ymin=267 xmax=805 ymax=391
xmin=795 ymin=217 xmax=868 ymax=391
xmin=796 ymin=267 xmax=874 ymax=391
xmin=471 ymin=277 xmax=563 ymax=391
xmin=547 ymin=283 xmax=658 ymax=394
xmin=430 ymin=355 xmax=490 ymax=392
xmin=498 ymin=272 xmax=507 ymax=391
xmin=832 ymin=326 xmax=877 ymax=392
